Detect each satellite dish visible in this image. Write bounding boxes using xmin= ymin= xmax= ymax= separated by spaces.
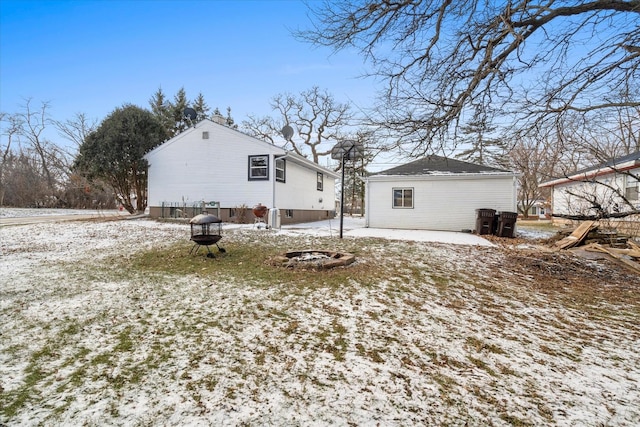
xmin=281 ymin=125 xmax=294 ymax=141
xmin=184 ymin=107 xmax=197 ymax=121
xmin=331 ymin=140 xmax=364 ymax=161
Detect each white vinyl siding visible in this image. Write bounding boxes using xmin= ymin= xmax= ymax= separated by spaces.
xmin=367 ymin=174 xmax=516 ymax=231
xmin=146 ymin=122 xmax=283 ymax=208
xmin=145 ymin=120 xmax=337 ymax=213
xmin=626 ymin=175 xmax=639 ymax=201
xmin=275 ymin=161 xmax=335 ymax=211
xmin=551 ymin=169 xmax=639 ymax=215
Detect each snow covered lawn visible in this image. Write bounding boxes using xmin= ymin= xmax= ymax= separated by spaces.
xmin=1 ymin=217 xmax=639 ymax=426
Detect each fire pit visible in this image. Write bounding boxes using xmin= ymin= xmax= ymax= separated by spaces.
xmin=189 ymin=213 xmax=226 ymax=258
xmin=271 ymin=250 xmax=355 ymax=270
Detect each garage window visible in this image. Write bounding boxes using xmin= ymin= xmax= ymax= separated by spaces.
xmin=393 ymin=188 xmax=413 ymax=208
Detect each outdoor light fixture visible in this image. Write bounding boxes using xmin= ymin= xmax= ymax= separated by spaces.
xmin=331 ymin=140 xmax=365 ymax=238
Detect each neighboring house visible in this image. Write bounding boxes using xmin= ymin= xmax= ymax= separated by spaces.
xmin=144 ymin=119 xmax=338 ymax=224
xmin=523 ymin=199 xmax=550 ymax=219
xmin=539 ymin=151 xmax=640 ymax=219
xmin=364 ymin=156 xmax=518 ymax=231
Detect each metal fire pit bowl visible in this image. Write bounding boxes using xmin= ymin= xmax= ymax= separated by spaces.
xmin=189 ymin=213 xmax=226 ymax=258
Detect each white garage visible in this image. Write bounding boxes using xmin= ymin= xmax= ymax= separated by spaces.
xmin=365 ymin=156 xmax=518 ymax=232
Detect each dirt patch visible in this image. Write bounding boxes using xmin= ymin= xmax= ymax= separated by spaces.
xmin=484 ymin=237 xmax=640 ymax=308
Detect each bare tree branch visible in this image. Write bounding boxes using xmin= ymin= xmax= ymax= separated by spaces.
xmin=242 ymin=87 xmax=353 ymax=164
xmin=298 ymin=1 xmax=640 ymax=152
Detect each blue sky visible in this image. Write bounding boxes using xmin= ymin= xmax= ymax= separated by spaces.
xmin=1 ymin=0 xmax=377 ymax=147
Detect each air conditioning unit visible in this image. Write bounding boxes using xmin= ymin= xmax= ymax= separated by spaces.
xmin=267 ymin=208 xmax=281 ymax=229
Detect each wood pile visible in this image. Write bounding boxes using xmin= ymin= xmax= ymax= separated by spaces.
xmin=554 ymin=221 xmax=640 ymax=273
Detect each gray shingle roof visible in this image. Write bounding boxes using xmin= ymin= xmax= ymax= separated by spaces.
xmin=373 ymin=155 xmax=512 ymax=176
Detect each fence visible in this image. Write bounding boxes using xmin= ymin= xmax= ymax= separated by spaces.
xmin=159 ymin=201 xmax=220 ymax=219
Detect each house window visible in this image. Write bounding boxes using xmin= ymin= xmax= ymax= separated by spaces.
xmin=317 ymin=172 xmax=323 ymax=191
xmin=393 ymin=188 xmax=413 ymax=208
xmin=248 ymin=155 xmax=269 ymax=180
xmin=276 ymin=157 xmax=286 ymax=183
xmin=229 ymin=208 xmax=236 ymax=218
xmin=202 ymin=131 xmax=209 ymax=139
xmin=626 ymin=176 xmax=639 ymax=201
xmin=285 ymin=209 xmax=293 ymax=218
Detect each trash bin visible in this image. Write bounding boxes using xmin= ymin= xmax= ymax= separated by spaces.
xmin=475 ymin=209 xmax=496 ymax=235
xmin=496 ymin=211 xmax=518 ymax=238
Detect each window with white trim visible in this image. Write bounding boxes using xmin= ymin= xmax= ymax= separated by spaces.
xmin=393 ymin=188 xmax=413 ymax=208
xmin=276 ymin=157 xmax=286 ymax=183
xmin=317 ymin=172 xmax=323 ymax=191
xmin=248 ymin=155 xmax=269 ymax=180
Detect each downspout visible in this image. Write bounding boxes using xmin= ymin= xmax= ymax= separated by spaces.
xmin=512 ymin=174 xmax=518 ymax=212
xmin=361 ymin=175 xmax=370 ymax=228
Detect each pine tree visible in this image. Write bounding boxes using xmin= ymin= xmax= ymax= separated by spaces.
xmin=149 ymin=87 xmax=174 ymax=138
xmin=455 ymin=107 xmax=509 ymax=168
xmin=192 ymin=93 xmax=210 ymax=122
xmin=171 ymin=87 xmax=189 ymax=135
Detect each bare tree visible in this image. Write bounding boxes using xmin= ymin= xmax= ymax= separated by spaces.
xmin=342 ymin=128 xmax=378 ymax=215
xmin=299 ymin=1 xmax=640 ymax=154
xmin=1 ymin=99 xmax=73 ymax=207
xmin=510 ymin=134 xmax=562 ymax=218
xmin=55 ymin=113 xmax=98 ymax=150
xmin=553 ymin=103 xmax=640 ymax=166
xmin=242 ymin=86 xmax=353 ymax=164
xmin=0 ymin=112 xmax=23 ymax=205
xmin=16 ymin=99 xmax=57 ymax=191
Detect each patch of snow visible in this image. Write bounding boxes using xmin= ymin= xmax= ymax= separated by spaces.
xmin=0 ymin=213 xmax=638 ymax=426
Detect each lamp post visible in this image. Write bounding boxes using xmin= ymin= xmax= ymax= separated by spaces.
xmin=331 ymin=140 xmax=364 ymax=239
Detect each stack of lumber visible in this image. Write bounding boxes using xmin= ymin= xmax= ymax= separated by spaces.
xmin=583 ymin=241 xmax=640 ymax=274
xmin=555 ymin=221 xmax=630 ymax=249
xmin=554 ymin=221 xmax=598 ymax=249
xmin=554 ymin=221 xmax=640 ymax=273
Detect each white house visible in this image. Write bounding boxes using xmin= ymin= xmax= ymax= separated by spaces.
xmin=539 ymin=151 xmax=640 ymax=219
xmin=144 ymin=119 xmax=338 ymax=224
xmin=364 ymin=156 xmax=518 ymax=232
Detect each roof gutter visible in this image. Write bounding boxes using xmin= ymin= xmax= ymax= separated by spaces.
xmin=366 ymin=172 xmax=519 ymax=182
xmin=539 ymin=159 xmax=640 ymax=188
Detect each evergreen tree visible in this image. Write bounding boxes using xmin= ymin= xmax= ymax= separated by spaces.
xmin=171 ymin=87 xmax=190 ymax=135
xmin=455 ymin=107 xmax=509 ymax=168
xmin=192 ymin=92 xmax=210 ymax=122
xmin=74 ymin=104 xmax=167 ymax=213
xmin=148 ymin=87 xmax=237 ymax=136
xmin=149 ymin=88 xmax=173 ymax=138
